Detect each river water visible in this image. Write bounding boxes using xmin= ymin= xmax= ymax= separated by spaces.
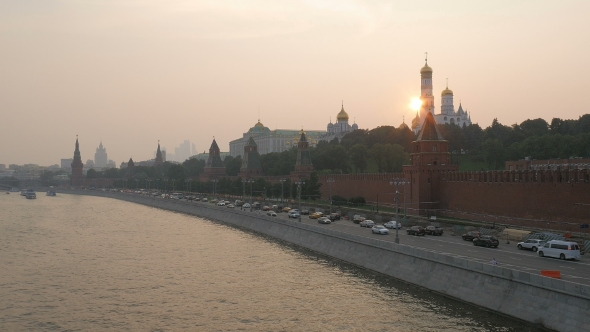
xmin=0 ymin=192 xmax=542 ymax=331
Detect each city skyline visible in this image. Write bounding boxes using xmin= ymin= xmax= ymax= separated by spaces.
xmin=2 ymin=0 xmax=589 ymax=166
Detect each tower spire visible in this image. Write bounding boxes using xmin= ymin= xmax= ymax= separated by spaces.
xmin=425 ymin=51 xmax=428 ymax=64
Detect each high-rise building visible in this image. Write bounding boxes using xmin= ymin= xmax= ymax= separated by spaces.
xmin=94 ymin=141 xmax=108 ymax=168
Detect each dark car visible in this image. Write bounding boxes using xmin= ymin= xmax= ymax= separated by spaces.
xmin=473 ymin=235 xmax=499 ymax=248
xmin=301 ymin=210 xmax=309 ymax=215
xmin=425 ymin=226 xmax=443 ymax=236
xmin=329 ymin=213 xmax=341 ymax=221
xmin=462 ymin=231 xmax=481 ymax=241
xmin=406 ymin=226 xmax=426 ymax=236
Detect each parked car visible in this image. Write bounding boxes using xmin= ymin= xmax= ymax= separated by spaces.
xmin=384 ymin=221 xmax=402 ymax=229
xmin=267 ymin=211 xmax=277 ymax=217
xmin=353 ymin=215 xmax=365 ymax=224
xmin=262 ymin=206 xmax=271 ymax=211
xmin=300 ymin=209 xmax=309 ymax=215
xmin=309 ymin=212 xmax=323 ymax=219
xmin=407 ymin=226 xmax=426 ymax=236
xmin=360 ymin=220 xmax=375 ymax=228
xmin=473 ymin=235 xmax=499 ymax=248
xmin=226 ymin=204 xmax=235 ymax=208
xmin=372 ymin=225 xmax=389 ymax=235
xmin=329 ymin=213 xmax=341 ymax=221
xmin=517 ymin=239 xmax=545 ymax=252
xmin=216 ymin=201 xmax=225 ymax=206
xmin=201 ymin=198 xmax=208 ymax=202
xmin=538 ymin=240 xmax=581 ymax=261
xmin=425 ymin=226 xmax=443 ymax=236
xmin=462 ymin=231 xmax=481 ymax=241
xmin=242 ymin=203 xmax=251 ymax=209
xmin=317 ymin=217 xmax=331 ymax=224
xmin=288 ymin=211 xmax=300 ymax=218
xmin=282 ymin=207 xmax=292 ymax=212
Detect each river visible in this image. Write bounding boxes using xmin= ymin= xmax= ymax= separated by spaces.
xmin=0 ymin=192 xmax=542 ymax=331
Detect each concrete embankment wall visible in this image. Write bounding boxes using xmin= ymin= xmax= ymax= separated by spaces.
xmin=65 ymin=190 xmax=590 ymax=332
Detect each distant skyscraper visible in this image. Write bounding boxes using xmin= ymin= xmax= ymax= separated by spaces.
xmin=174 ymin=140 xmax=191 ymax=162
xmin=94 ymin=141 xmax=108 ymax=168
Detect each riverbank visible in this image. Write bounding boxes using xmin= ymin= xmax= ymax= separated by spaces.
xmin=61 ymin=189 xmax=589 ymax=332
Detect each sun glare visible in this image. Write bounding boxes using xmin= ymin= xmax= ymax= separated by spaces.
xmin=410 ymin=98 xmax=422 ymax=111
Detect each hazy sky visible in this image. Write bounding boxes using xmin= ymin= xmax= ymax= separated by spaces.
xmin=2 ymin=0 xmax=589 ymax=166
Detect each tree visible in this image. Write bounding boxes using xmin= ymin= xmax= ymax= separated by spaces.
xmin=166 ymin=164 xmax=186 ymax=181
xmin=183 ymin=158 xmax=205 ymax=177
xmin=349 ymin=143 xmax=368 ymax=173
xmin=86 ymin=169 xmax=98 ymax=179
xmin=224 ymin=155 xmax=242 ymax=176
xmin=520 ymin=118 xmax=549 ymax=137
xmin=481 ymin=139 xmax=505 ymax=169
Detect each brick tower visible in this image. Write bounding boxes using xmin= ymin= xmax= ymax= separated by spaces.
xmin=404 ymin=112 xmax=458 ymax=213
xmin=199 ymin=138 xmax=227 ymax=181
xmin=290 ymin=129 xmax=313 ymax=181
xmin=71 ymin=136 xmax=84 ymax=186
xmin=154 ymin=141 xmax=164 ymax=166
xmin=238 ymin=136 xmax=263 ymax=179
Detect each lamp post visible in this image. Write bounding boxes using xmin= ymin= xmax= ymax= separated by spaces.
xmin=211 ymin=179 xmax=218 ymax=196
xmin=246 ymin=179 xmax=255 ymax=211
xmin=279 ymin=178 xmax=286 ymax=205
xmin=295 ymin=179 xmax=305 ymax=222
xmin=327 ymin=178 xmax=334 ymax=214
xmin=395 ymin=189 xmax=400 ymax=244
xmin=393 ymin=177 xmax=407 ymax=217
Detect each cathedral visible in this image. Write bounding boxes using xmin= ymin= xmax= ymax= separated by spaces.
xmin=412 ymin=56 xmax=472 ymax=134
xmin=320 ymin=102 xmax=359 ymax=142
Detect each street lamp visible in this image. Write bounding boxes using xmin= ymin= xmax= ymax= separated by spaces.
xmin=327 ymin=178 xmax=335 ymax=214
xmin=295 ymin=179 xmax=305 ymax=222
xmin=246 ymin=179 xmax=255 ymax=211
xmin=395 ymin=190 xmax=400 ymax=244
xmin=279 ymin=178 xmax=286 ymax=205
xmin=391 ymin=177 xmax=406 ymax=244
xmin=393 ymin=178 xmax=407 ymax=217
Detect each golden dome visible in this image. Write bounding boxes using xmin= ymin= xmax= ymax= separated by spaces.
xmin=337 ymin=104 xmax=349 ymax=121
xmin=420 ymin=64 xmax=432 ymax=74
xmin=441 ymin=88 xmax=453 ymax=96
xmin=254 ymin=120 xmax=264 ymax=127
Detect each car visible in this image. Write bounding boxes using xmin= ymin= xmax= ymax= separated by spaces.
xmin=425 ymin=226 xmax=443 ymax=236
xmin=372 ymin=225 xmax=389 ymax=235
xmin=517 ymin=239 xmax=545 ymax=252
xmin=462 ymin=231 xmax=481 ymax=241
xmin=216 ymin=201 xmax=225 ymax=206
xmin=317 ymin=217 xmax=331 ymax=224
xmin=210 ymin=199 xmax=218 ymax=204
xmin=242 ymin=203 xmax=251 ymax=209
xmin=328 ymin=213 xmax=341 ymax=221
xmin=262 ymin=206 xmax=271 ymax=211
xmin=406 ymin=226 xmax=426 ymax=236
xmin=226 ymin=204 xmax=235 ymax=208
xmin=282 ymin=207 xmax=292 ymax=212
xmin=384 ymin=221 xmax=402 ymax=229
xmin=300 ymin=210 xmax=309 ymax=215
xmin=353 ymin=215 xmax=365 ymax=224
xmin=288 ymin=211 xmax=300 ymax=218
xmin=267 ymin=211 xmax=277 ymax=217
xmin=202 ymin=198 xmax=208 ymax=202
xmin=194 ymin=197 xmax=201 ymax=201
xmin=473 ymin=235 xmax=499 ymax=248
xmin=309 ymin=212 xmax=323 ymax=219
xmin=360 ymin=220 xmax=375 ymax=228
xmin=538 ymin=240 xmax=581 ymax=261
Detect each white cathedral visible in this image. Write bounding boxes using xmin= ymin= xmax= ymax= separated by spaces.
xmin=412 ymin=56 xmax=472 ymax=134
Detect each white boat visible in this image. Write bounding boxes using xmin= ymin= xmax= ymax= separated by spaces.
xmin=46 ymin=190 xmax=56 ymax=196
xmin=25 ymin=190 xmax=36 ymax=199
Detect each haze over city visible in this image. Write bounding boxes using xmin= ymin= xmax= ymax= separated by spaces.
xmin=1 ymin=0 xmax=589 ymax=166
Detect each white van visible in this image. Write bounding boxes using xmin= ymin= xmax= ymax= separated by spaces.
xmin=170 ymin=193 xmax=183 ymax=200
xmin=538 ymin=240 xmax=581 ymax=261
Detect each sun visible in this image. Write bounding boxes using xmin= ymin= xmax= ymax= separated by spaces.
xmin=410 ymin=97 xmax=422 ymax=111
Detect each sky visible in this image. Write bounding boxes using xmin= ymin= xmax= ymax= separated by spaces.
xmin=1 ymin=0 xmax=589 ymax=166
